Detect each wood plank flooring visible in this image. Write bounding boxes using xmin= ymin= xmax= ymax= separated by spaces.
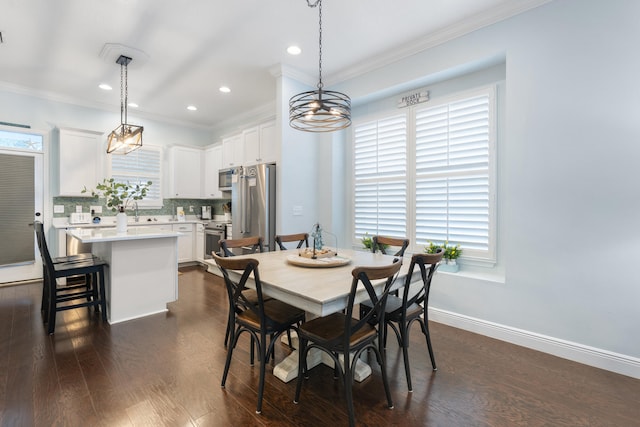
xmin=1 ymin=266 xmax=639 ymax=426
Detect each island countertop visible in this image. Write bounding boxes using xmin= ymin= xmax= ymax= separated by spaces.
xmin=67 ymin=227 xmax=182 ymax=243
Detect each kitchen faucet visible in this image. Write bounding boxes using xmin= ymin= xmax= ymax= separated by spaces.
xmin=133 ymin=201 xmax=139 ymax=222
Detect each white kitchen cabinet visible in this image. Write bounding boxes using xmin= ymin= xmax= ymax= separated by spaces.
xmin=172 ymin=223 xmax=194 ymax=263
xmin=203 ymin=145 xmax=223 ymax=198
xmin=195 ymin=223 xmax=205 ymax=263
xmin=221 ymin=134 xmax=243 ymax=167
xmin=243 ymin=121 xmax=277 ymax=165
xmin=57 ymin=128 xmax=104 ymax=196
xmin=169 ymin=146 xmax=202 ymax=198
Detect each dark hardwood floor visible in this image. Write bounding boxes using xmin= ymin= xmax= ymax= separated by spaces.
xmin=1 ymin=266 xmax=639 ymax=426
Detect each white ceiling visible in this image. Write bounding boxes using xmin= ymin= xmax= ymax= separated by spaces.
xmin=0 ymin=0 xmax=549 ymax=129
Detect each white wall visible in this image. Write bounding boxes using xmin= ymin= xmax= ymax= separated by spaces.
xmin=326 ymin=0 xmax=640 ymax=376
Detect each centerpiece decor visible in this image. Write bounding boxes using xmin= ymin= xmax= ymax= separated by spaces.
xmin=82 ymin=178 xmax=152 ymax=233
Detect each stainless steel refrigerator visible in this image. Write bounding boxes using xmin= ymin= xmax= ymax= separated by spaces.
xmin=231 ymin=163 xmax=276 ymax=252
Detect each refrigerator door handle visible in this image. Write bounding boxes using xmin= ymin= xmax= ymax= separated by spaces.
xmin=242 ymin=176 xmax=251 ymax=234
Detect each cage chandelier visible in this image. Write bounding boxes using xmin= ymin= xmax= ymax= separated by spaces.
xmin=107 ymin=55 xmax=144 ymax=154
xmin=289 ymin=0 xmax=351 ymax=132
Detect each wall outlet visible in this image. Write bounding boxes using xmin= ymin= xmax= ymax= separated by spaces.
xmin=189 ymin=206 xmax=194 ymax=213
xmin=54 ymin=205 xmax=64 ymax=214
xmin=75 ymin=205 xmax=83 ymax=213
xmin=90 ymin=205 xmax=102 ymax=214
xmin=292 ymin=205 xmax=303 ymax=216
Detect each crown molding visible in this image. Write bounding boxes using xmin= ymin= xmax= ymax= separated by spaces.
xmin=325 ymin=0 xmax=553 ymax=86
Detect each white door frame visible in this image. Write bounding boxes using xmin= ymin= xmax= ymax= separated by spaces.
xmin=0 ymin=127 xmax=47 ymax=285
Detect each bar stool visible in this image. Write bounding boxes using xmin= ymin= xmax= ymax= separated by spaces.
xmin=35 ymin=221 xmax=108 ymax=334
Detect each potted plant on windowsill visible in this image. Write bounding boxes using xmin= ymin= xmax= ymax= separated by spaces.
xmin=82 ymin=178 xmax=152 ymax=232
xmin=426 ymin=241 xmax=462 ymax=272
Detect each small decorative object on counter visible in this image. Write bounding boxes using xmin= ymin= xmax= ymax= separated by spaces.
xmin=177 ymin=207 xmax=186 ymax=222
xmin=116 ymin=206 xmax=127 ymax=233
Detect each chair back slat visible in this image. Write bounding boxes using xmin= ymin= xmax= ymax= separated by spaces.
xmin=323 ymin=260 xmax=402 ymax=350
xmin=275 ymin=233 xmax=309 ymax=250
xmin=402 ymin=250 xmax=444 ymax=310
xmin=372 ymin=235 xmax=409 ymax=257
xmin=219 ymin=236 xmax=263 ymax=257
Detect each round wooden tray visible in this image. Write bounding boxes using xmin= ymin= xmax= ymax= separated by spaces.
xmin=286 ymin=254 xmax=351 ymax=268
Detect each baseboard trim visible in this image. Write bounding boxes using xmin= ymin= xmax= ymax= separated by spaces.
xmin=430 ymin=308 xmax=640 ymax=380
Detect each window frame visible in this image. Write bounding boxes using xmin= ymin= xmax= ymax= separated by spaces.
xmin=351 ymin=85 xmax=497 ymax=266
xmin=106 ymin=144 xmax=164 ymax=209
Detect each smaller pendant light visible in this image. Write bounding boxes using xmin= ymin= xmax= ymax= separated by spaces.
xmin=289 ymin=0 xmax=351 ymax=132
xmin=107 ymin=55 xmax=143 ymax=154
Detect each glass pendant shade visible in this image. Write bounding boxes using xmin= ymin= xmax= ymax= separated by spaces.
xmin=107 ymin=124 xmax=143 ymax=154
xmin=107 ymin=55 xmax=143 ymax=154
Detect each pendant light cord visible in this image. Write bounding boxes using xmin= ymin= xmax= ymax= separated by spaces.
xmin=307 ymin=0 xmax=323 ymax=90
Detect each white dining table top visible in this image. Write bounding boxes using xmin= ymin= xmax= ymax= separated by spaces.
xmin=212 ymin=249 xmax=418 ymax=317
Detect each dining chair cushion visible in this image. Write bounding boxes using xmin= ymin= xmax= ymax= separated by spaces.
xmin=297 ymin=312 xmax=377 ymax=350
xmin=237 ymin=299 xmax=305 ymax=331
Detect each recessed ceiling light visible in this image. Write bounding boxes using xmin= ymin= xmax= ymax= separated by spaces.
xmin=219 ymin=86 xmax=231 ymax=93
xmin=99 ymin=83 xmax=112 ymax=91
xmin=287 ymin=45 xmax=302 ymax=55
xmin=128 ymin=102 xmax=139 ymax=108
xmin=187 ymin=105 xmax=198 ymax=111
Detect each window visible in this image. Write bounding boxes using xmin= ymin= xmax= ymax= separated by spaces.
xmin=109 ymin=145 xmax=163 ymax=207
xmin=353 ymin=115 xmax=407 ymax=239
xmin=353 ymin=86 xmax=496 ymax=263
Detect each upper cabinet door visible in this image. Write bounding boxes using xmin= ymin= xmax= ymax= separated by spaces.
xmin=258 ymin=120 xmax=277 ymax=164
xmin=203 ymin=145 xmax=223 ymax=198
xmin=58 ymin=128 xmax=103 ymax=197
xmin=169 ymin=146 xmax=202 ymax=198
xmin=242 ymin=120 xmax=277 ymax=165
xmin=242 ymin=127 xmax=259 ymax=164
xmin=222 ymin=134 xmax=243 ymax=167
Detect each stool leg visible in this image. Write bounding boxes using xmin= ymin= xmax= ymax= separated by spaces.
xmin=98 ymin=268 xmax=107 ymax=322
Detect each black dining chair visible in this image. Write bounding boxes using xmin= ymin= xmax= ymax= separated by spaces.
xmin=214 ymin=253 xmax=305 ymax=415
xmin=294 ymin=260 xmax=402 ymax=427
xmin=360 ymin=249 xmax=444 ymax=391
xmin=274 ymin=233 xmax=309 ymax=250
xmin=371 ymin=235 xmax=410 ymax=257
xmin=34 ymin=221 xmax=108 ymax=334
xmin=218 ymin=236 xmax=267 ymax=347
xmin=219 ymin=236 xmax=263 ymax=257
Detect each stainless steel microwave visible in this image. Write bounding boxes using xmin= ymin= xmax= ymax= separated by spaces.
xmin=218 ymin=167 xmax=235 ymax=191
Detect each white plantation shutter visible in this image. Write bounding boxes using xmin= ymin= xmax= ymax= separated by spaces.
xmin=110 ymin=145 xmax=163 ymax=205
xmin=415 ymin=91 xmax=494 ymax=258
xmin=352 ymin=86 xmax=496 ymax=263
xmin=354 ymin=115 xmax=407 ymax=240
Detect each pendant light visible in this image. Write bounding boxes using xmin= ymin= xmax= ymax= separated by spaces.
xmin=289 ymin=0 xmax=351 ymax=132
xmin=107 ymin=55 xmax=143 ymax=154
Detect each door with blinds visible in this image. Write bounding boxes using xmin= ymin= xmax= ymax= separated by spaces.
xmin=0 ymin=129 xmax=44 ymax=284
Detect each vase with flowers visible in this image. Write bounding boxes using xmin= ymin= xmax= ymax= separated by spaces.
xmin=82 ymin=178 xmax=152 ymax=232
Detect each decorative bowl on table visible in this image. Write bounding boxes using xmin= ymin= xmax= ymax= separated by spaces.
xmin=298 ymin=247 xmax=336 ymax=259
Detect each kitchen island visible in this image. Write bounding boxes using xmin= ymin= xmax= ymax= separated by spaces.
xmin=67 ymin=227 xmax=181 ymax=324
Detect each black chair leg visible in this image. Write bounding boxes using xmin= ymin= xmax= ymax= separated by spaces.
xmin=98 ymin=269 xmax=107 ymax=322
xmin=421 ymin=319 xmax=437 ymax=370
xmin=400 ymin=322 xmax=413 ymax=391
xmin=256 ymin=332 xmax=267 ymax=414
xmin=294 ymin=338 xmax=308 ymax=403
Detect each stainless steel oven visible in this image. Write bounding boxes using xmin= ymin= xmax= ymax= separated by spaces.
xmin=204 ymin=222 xmax=226 ymax=258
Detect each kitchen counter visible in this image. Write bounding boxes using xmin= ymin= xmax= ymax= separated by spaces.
xmin=67 ymin=227 xmax=182 ymax=243
xmin=53 ymin=216 xmax=206 ymax=229
xmin=67 ymin=227 xmax=180 ymax=324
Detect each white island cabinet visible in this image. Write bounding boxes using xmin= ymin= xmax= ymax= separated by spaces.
xmin=67 ymin=227 xmax=181 ymax=324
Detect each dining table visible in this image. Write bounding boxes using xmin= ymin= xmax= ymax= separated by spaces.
xmin=207 ymin=248 xmax=420 ymax=383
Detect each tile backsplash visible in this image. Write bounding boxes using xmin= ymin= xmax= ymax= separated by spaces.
xmin=53 ymin=197 xmax=231 ymax=219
